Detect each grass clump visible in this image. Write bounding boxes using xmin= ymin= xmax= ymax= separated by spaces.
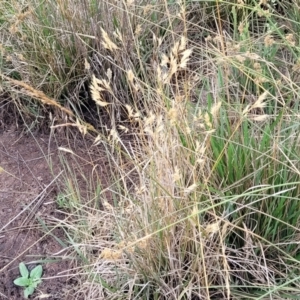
xmin=2 ymin=0 xmax=300 ymax=299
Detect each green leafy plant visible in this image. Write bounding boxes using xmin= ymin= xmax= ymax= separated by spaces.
xmin=13 ymin=262 xmax=43 ymax=299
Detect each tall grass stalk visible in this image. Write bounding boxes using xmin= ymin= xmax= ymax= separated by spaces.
xmin=1 ymin=0 xmax=300 ymax=299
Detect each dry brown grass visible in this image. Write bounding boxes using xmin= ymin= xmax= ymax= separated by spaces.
xmin=2 ymin=0 xmax=300 ymax=299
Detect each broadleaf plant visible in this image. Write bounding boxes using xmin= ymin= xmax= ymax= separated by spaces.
xmin=14 ymin=262 xmax=43 ymax=299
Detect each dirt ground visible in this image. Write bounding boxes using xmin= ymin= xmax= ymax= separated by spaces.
xmin=0 ymin=126 xmax=79 ymax=299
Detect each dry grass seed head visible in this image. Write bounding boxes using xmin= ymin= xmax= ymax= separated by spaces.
xmin=1 ymin=74 xmax=74 ymax=116
xmin=264 ymin=35 xmax=275 ymax=47
xmin=90 ymin=75 xmax=110 ymax=107
xmin=210 ymin=101 xmax=222 ymax=119
xmin=168 ymin=107 xmax=178 ymax=125
xmin=251 ymin=91 xmax=268 ymax=109
xmin=101 ymin=28 xmax=119 ymax=51
xmin=285 ymin=33 xmax=295 ymax=46
xmin=179 ymin=48 xmax=193 ymax=69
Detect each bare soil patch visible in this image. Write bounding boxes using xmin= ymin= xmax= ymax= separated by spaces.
xmin=0 ymin=127 xmax=77 ymax=299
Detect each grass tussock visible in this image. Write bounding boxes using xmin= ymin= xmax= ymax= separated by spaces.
xmin=2 ymin=0 xmax=300 ymax=299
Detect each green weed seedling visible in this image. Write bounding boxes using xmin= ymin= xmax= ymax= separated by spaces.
xmin=13 ymin=262 xmax=43 ymax=299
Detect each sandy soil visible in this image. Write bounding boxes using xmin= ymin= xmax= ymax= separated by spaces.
xmin=0 ymin=126 xmax=76 ymax=299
